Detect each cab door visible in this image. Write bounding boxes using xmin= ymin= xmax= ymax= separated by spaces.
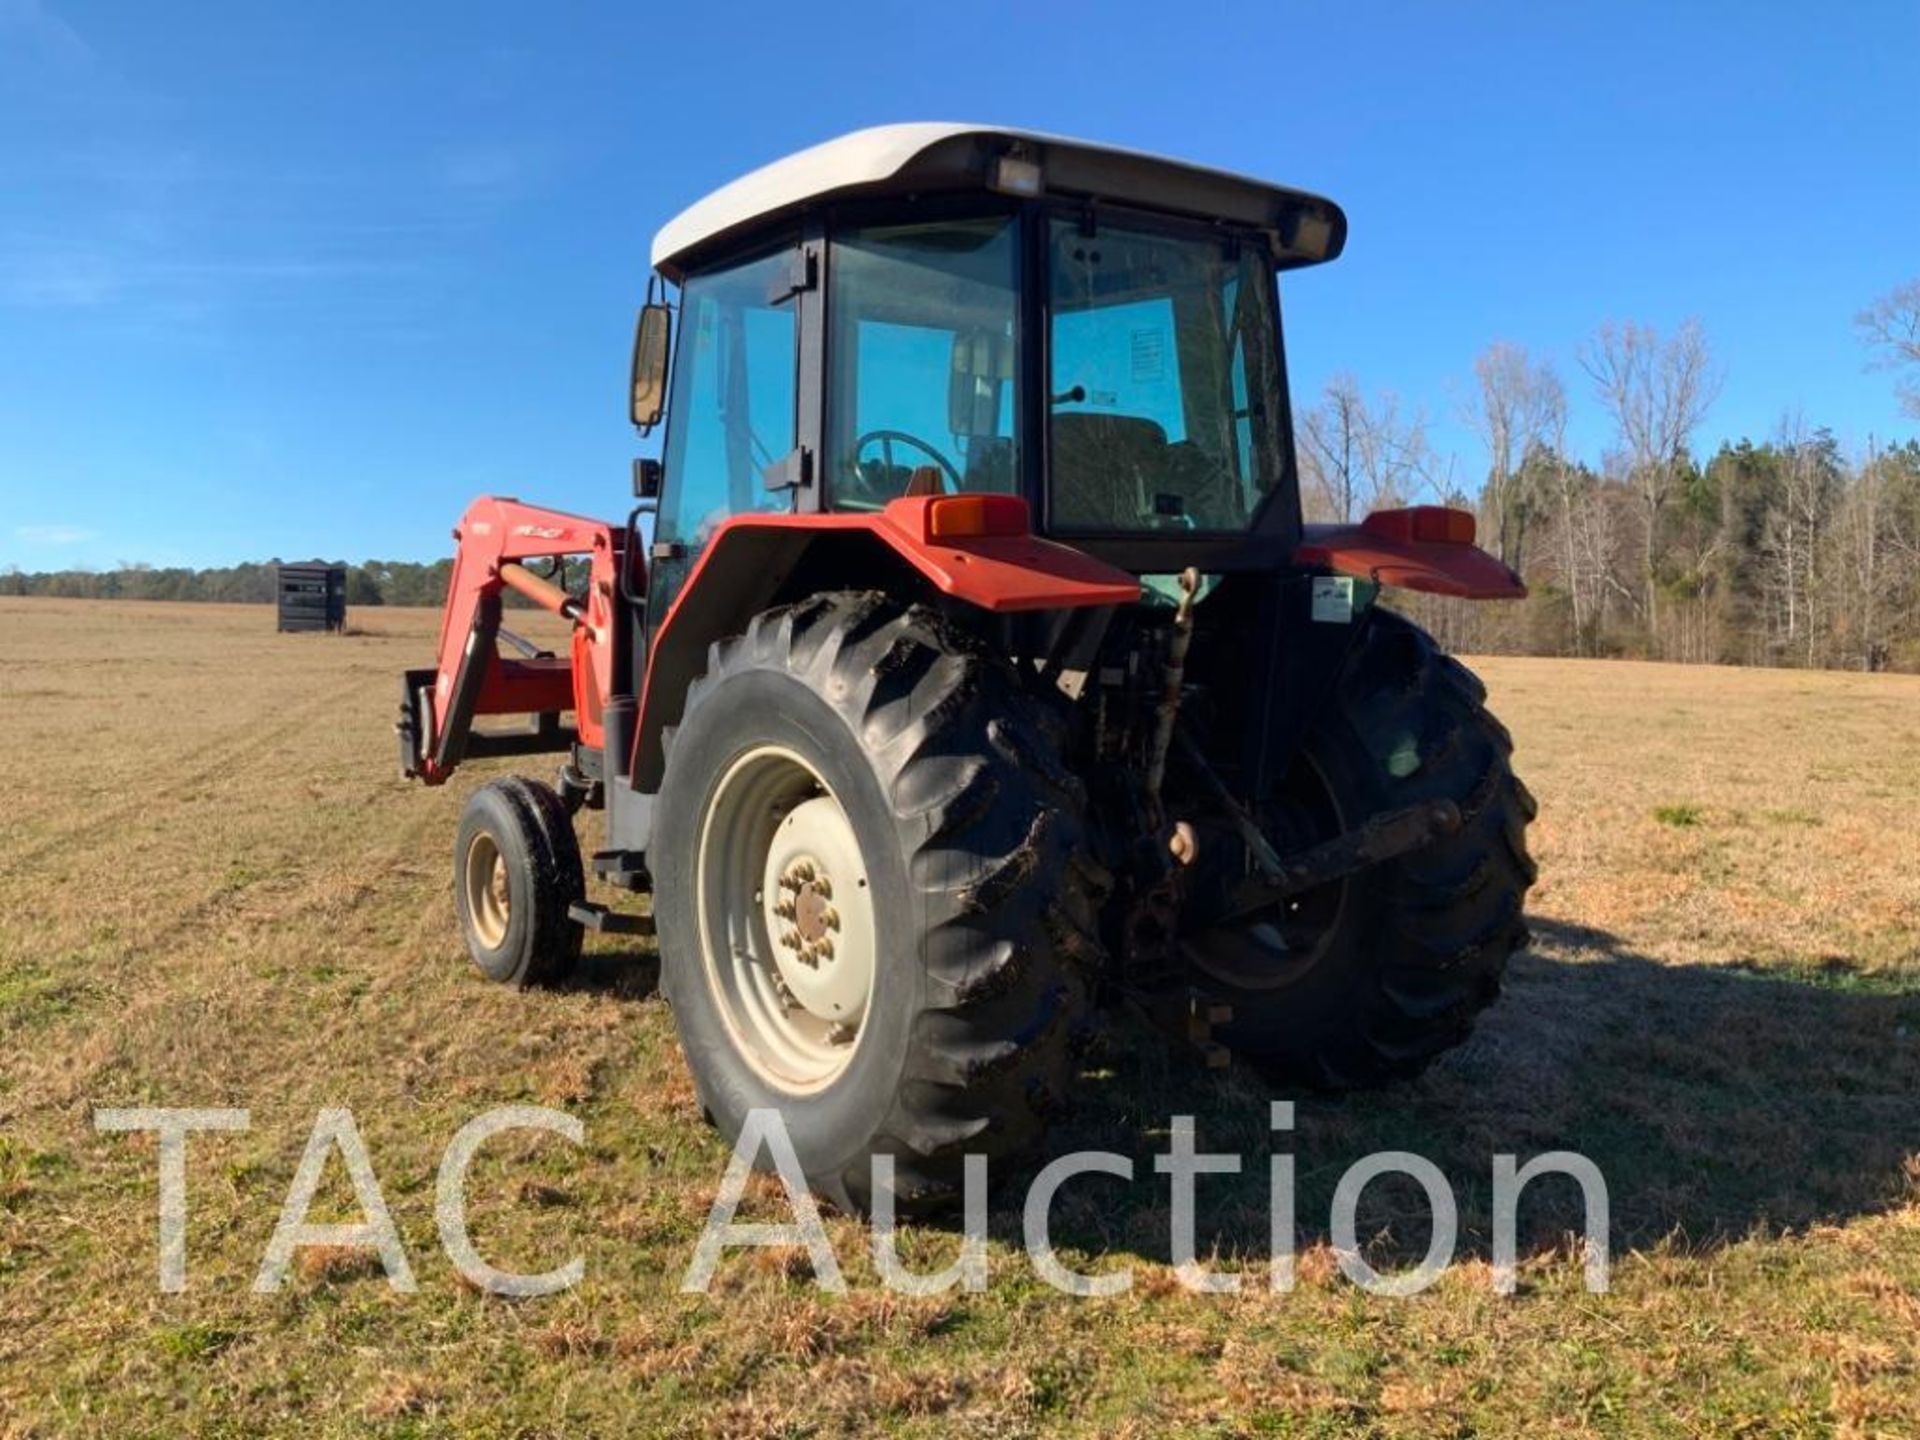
xmin=648 ymin=243 xmax=804 ymax=620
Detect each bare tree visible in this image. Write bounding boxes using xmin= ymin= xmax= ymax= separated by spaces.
xmin=1834 ymin=437 xmax=1887 ymax=670
xmin=1300 ymin=376 xmax=1438 ymax=523
xmin=1588 ymin=453 xmax=1642 ymax=640
xmin=1299 ymin=374 xmax=1364 ymax=522
xmin=1761 ymin=415 xmax=1814 ymax=662
xmin=1578 ymin=318 xmax=1722 ymax=650
xmin=1464 ymin=342 xmax=1562 ymax=569
xmin=1527 ymin=373 xmax=1599 ymax=648
xmin=1353 ymin=388 xmax=1435 ymax=513
xmin=1857 ymin=279 xmax=1920 ymax=419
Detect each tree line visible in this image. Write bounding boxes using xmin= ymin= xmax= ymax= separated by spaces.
xmin=1302 ymin=278 xmax=1920 ymax=671
xmin=0 ymin=559 xmax=453 ymax=609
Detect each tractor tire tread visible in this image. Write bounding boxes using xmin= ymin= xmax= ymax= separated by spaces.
xmin=663 ymin=590 xmax=1104 ymax=1215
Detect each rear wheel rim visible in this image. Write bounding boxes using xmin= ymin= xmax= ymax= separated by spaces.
xmin=695 ymin=745 xmax=878 ymax=1094
xmin=463 ymin=832 xmax=511 ymax=949
xmin=1186 ymin=752 xmax=1350 ymax=991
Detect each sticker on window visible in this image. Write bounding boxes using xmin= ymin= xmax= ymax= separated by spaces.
xmin=1310 ymin=576 xmax=1355 ymax=624
xmin=1130 ymin=328 xmax=1167 ymax=382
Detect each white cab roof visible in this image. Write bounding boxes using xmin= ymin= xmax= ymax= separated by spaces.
xmin=650 ymin=123 xmax=1345 ymax=280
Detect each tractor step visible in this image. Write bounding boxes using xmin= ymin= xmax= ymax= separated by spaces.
xmin=567 ymin=900 xmax=655 ymax=937
xmin=591 ymin=849 xmax=652 ymax=889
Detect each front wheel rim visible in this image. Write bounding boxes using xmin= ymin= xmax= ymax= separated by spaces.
xmin=694 ymin=745 xmax=878 ymax=1094
xmin=463 ymin=831 xmax=511 ymax=949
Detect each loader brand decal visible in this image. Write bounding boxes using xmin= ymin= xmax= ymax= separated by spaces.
xmin=90 ymin=1103 xmax=1609 ymax=1301
xmin=1310 ymin=575 xmax=1356 ymax=624
xmin=513 ymin=524 xmax=567 ymax=540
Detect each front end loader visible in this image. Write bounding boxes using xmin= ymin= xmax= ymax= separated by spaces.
xmin=399 ymin=125 xmax=1535 ymax=1213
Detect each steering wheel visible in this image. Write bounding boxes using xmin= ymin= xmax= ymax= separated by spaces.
xmin=852 ymin=429 xmax=963 ymax=494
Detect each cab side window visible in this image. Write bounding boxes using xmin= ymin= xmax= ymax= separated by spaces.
xmin=826 ymin=216 xmax=1022 ymax=508
xmin=658 ymin=249 xmax=798 ymax=557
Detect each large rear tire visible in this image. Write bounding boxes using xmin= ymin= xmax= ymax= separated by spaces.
xmin=1186 ymin=609 xmax=1536 ymax=1087
xmin=651 ymin=592 xmax=1104 ymax=1214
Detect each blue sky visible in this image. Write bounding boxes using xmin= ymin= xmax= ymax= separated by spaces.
xmin=2 ymin=0 xmax=1916 ymax=571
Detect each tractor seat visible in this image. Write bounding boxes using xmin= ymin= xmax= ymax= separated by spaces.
xmin=1050 ymin=412 xmax=1169 ymax=528
xmin=962 ymin=436 xmax=1017 ymax=494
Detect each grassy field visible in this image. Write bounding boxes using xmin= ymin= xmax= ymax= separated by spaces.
xmin=2 ymin=595 xmax=1918 ymax=1438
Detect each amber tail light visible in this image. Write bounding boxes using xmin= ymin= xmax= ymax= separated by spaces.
xmin=926 ymin=494 xmax=1031 ymax=540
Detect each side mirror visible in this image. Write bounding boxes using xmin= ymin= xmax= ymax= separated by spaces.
xmin=632 ymin=457 xmax=662 ymax=500
xmin=629 ymin=302 xmax=672 ymax=432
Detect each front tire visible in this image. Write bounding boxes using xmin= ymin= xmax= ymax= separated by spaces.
xmin=1186 ymin=609 xmax=1536 ymax=1087
xmin=652 ymin=592 xmax=1103 ymax=1214
xmin=453 ymin=777 xmax=585 ymax=987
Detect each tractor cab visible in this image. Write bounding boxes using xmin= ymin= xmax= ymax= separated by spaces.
xmin=635 ymin=124 xmax=1349 ymax=610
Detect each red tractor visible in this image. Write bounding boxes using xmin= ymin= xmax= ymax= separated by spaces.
xmin=399 ymin=125 xmax=1534 ymax=1213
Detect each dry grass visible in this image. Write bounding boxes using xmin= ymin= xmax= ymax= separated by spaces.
xmin=1 ymin=597 xmax=1917 ymax=1437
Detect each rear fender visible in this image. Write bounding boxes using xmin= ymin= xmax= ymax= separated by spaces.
xmin=1294 ymin=507 xmax=1525 ymax=600
xmin=630 ymin=496 xmax=1138 ymax=789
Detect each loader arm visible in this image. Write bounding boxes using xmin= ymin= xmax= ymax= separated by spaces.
xmin=399 ymin=497 xmax=631 ymax=785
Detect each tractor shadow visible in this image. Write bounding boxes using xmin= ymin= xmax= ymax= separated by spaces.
xmin=562 ymin=943 xmax=660 ymax=1001
xmin=989 ymin=918 xmax=1920 ymax=1268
